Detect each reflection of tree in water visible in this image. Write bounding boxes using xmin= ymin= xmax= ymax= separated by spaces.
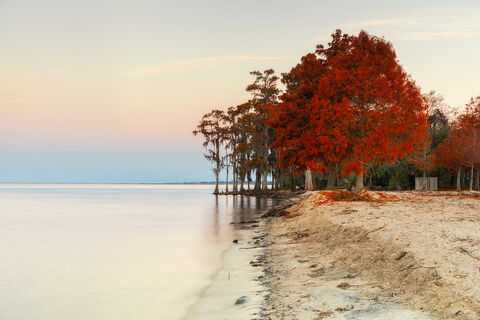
xmin=210 ymin=195 xmax=279 ymax=236
xmin=212 ymin=195 xmax=220 ymax=238
xmin=230 ymin=196 xmax=276 ymax=229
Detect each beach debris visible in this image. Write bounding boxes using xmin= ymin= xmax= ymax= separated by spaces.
xmin=455 ymin=236 xmax=473 ymax=242
xmin=232 ymin=239 xmax=238 ymax=244
xmin=457 ymin=247 xmax=479 ymax=260
xmin=395 ymin=251 xmax=407 ymax=261
xmin=230 ymin=220 xmax=258 ymax=225
xmin=250 ymin=255 xmax=267 ymax=267
xmin=262 ymin=201 xmax=297 ymax=218
xmin=252 ymin=233 xmax=267 ymax=240
xmin=262 ymin=193 xmax=309 ymax=218
xmin=335 ymin=307 xmax=350 ymax=312
xmin=313 ymin=190 xmax=401 ymax=206
xmin=316 ymin=310 xmax=333 ymax=318
xmin=337 ymin=282 xmax=351 ymax=289
xmin=316 ymin=190 xmax=373 ymax=204
xmin=307 ymin=267 xmax=325 ymax=278
xmin=282 ymin=212 xmax=301 ymax=219
xmin=234 ymin=296 xmax=247 ymax=305
xmin=399 ymin=265 xmax=437 ymax=272
xmin=363 ymin=224 xmax=387 ymax=238
xmin=340 ymin=209 xmax=358 ymax=214
xmin=293 ymin=230 xmax=309 ymax=239
xmin=240 ymin=245 xmax=267 ymax=250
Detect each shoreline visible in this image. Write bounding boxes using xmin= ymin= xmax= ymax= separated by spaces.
xmin=185 ymin=210 xmax=272 ymax=319
xmin=261 ymin=190 xmax=480 ymax=319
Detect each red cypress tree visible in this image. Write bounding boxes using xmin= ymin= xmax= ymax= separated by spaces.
xmin=270 ymin=30 xmax=427 ymax=191
xmin=269 ymin=53 xmax=327 ymax=190
xmin=433 ymin=124 xmax=471 ymax=192
xmin=456 ymin=97 xmax=480 ymax=191
xmin=313 ymin=30 xmax=427 ymax=191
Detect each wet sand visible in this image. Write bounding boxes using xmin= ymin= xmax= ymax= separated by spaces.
xmin=185 ymin=214 xmax=272 ymax=320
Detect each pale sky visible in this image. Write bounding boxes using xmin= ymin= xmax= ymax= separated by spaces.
xmin=1 ymin=0 xmax=480 ymax=182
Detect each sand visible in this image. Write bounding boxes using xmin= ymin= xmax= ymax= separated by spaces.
xmin=264 ymin=191 xmax=480 ymax=319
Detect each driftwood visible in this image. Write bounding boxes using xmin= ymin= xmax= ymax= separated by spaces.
xmin=230 ymin=220 xmax=258 ymax=225
xmin=262 ymin=201 xmax=297 ymax=218
xmin=261 ymin=192 xmax=310 ymax=218
xmin=458 ymin=247 xmax=479 ymax=260
xmin=363 ymin=224 xmax=387 ymax=238
xmin=395 ymin=251 xmax=407 ymax=261
xmin=399 ymin=265 xmax=437 ymax=272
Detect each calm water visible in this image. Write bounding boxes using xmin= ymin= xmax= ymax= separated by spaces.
xmin=0 ymin=184 xmax=274 ymax=320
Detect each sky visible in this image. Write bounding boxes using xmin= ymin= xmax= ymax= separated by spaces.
xmin=1 ymin=0 xmax=480 ymax=183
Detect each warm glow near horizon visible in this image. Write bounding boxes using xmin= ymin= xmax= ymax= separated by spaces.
xmin=2 ymin=0 xmax=480 ymax=182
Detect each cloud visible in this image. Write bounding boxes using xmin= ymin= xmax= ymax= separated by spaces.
xmin=346 ymin=17 xmax=417 ymax=28
xmin=409 ymin=31 xmax=480 ymax=39
xmin=307 ymin=15 xmax=480 ymax=45
xmin=124 ymin=56 xmax=290 ymax=75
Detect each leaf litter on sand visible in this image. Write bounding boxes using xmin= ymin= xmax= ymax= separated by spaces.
xmin=313 ymin=190 xmax=400 ymax=206
xmin=266 ymin=191 xmax=480 ymax=319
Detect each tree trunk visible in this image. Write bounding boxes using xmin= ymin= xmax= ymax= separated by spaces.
xmin=305 ymin=168 xmax=314 ymax=191
xmin=475 ymin=170 xmax=480 ymax=191
xmin=456 ymin=167 xmax=462 ymax=193
xmin=214 ymin=140 xmax=220 ymax=194
xmin=470 ymin=131 xmax=476 ymax=191
xmin=395 ymin=165 xmax=402 ymax=191
xmin=262 ymin=123 xmax=269 ymax=192
xmin=423 ymin=141 xmax=427 ymax=190
xmin=335 ymin=163 xmax=342 ymax=188
xmin=233 ymin=163 xmax=237 ymax=194
xmin=355 ymin=173 xmax=364 ymax=192
xmin=327 ymin=164 xmax=336 ymax=189
xmin=262 ymin=169 xmax=268 ymax=191
xmin=469 ymin=164 xmax=474 ymax=192
xmin=422 ymin=168 xmax=427 ymax=191
xmin=396 ymin=177 xmax=402 ymax=191
xmin=225 ymin=164 xmax=229 ymax=193
xmin=254 ymin=170 xmax=261 ymax=190
xmin=275 ymin=169 xmax=280 ymax=190
xmin=214 ymin=169 xmax=219 ymax=194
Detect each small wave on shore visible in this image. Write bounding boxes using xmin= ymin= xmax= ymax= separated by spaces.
xmin=184 ymin=219 xmax=270 ymax=320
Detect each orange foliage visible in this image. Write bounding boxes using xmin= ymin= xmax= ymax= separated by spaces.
xmin=433 ymin=125 xmax=471 ymax=171
xmin=312 ymin=191 xmax=479 ymax=208
xmin=312 ymin=190 xmax=399 ymax=206
xmin=269 ymin=30 xmax=427 ymax=176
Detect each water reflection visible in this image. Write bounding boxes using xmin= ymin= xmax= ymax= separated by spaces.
xmin=210 ymin=194 xmax=277 ymax=231
xmin=0 ymin=185 xmax=277 ymax=320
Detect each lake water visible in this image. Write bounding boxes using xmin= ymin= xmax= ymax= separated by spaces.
xmin=0 ymin=184 xmax=274 ymax=320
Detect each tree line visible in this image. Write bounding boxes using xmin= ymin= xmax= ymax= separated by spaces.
xmin=193 ymin=30 xmax=480 ymax=194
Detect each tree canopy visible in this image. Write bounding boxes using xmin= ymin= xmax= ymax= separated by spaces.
xmin=194 ymin=29 xmax=480 ymax=194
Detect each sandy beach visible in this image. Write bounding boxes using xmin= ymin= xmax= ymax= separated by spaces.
xmin=263 ymin=191 xmax=480 ymax=319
